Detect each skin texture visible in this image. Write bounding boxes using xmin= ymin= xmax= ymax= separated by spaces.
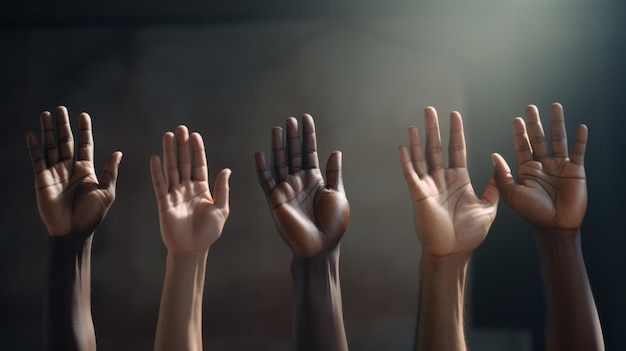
xmin=398 ymin=107 xmax=499 ymax=351
xmin=255 ymin=114 xmax=349 ymax=351
xmin=151 ymin=125 xmax=230 ymax=351
xmin=492 ymin=103 xmax=604 ymax=351
xmin=26 ymin=106 xmax=122 ymax=351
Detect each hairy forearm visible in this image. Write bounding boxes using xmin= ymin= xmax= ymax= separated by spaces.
xmin=155 ymin=249 xmax=208 ymax=351
xmin=535 ymin=230 xmax=604 ymax=351
xmin=416 ymin=252 xmax=469 ymax=351
xmin=44 ymin=234 xmax=96 ymax=351
xmin=291 ymin=245 xmax=348 ymax=351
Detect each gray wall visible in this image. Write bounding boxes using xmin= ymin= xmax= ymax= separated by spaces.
xmin=2 ymin=1 xmax=624 ymax=350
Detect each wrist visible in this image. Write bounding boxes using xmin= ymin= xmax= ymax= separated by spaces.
xmin=48 ymin=233 xmax=94 ymax=260
xmin=420 ymin=251 xmax=471 ymax=270
xmin=419 ymin=252 xmax=470 ymax=288
xmin=166 ymin=249 xmax=209 ymax=266
xmin=292 ymin=245 xmax=340 ymax=270
xmin=535 ymin=226 xmax=580 ymax=238
xmin=534 ymin=230 xmax=583 ymax=266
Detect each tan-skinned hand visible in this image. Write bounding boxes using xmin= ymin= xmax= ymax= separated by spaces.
xmin=398 ymin=107 xmax=499 ymax=257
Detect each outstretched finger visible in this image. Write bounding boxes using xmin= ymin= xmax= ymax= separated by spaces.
xmin=286 ymin=117 xmax=302 ymax=173
xmin=26 ymin=132 xmax=46 ymax=175
xmin=524 ymin=105 xmax=548 ymax=159
xmin=325 ymin=151 xmax=344 ymax=192
xmin=512 ymin=117 xmax=533 ymax=166
xmin=570 ymin=124 xmax=588 ymax=165
xmin=255 ymin=151 xmax=276 ymax=194
xmin=190 ymin=132 xmax=208 ymax=182
xmin=213 ymin=168 xmax=231 ymax=213
xmin=100 ymin=151 xmax=123 ymax=193
xmin=77 ymin=112 xmax=94 ymax=163
xmin=272 ymin=127 xmax=288 ymax=181
xmin=550 ymin=103 xmax=568 ymax=158
xmin=408 ymin=126 xmax=427 ymax=177
xmin=302 ymin=114 xmax=319 ymax=170
xmin=448 ymin=111 xmax=466 ymax=168
xmin=162 ymin=132 xmax=180 ymax=188
xmin=176 ymin=125 xmax=192 ymax=181
xmin=424 ymin=107 xmax=444 ymax=172
xmin=55 ymin=106 xmax=74 ymax=161
xmin=399 ymin=145 xmax=426 ymax=200
xmin=41 ymin=110 xmax=59 ymax=165
xmin=150 ymin=155 xmax=168 ymax=201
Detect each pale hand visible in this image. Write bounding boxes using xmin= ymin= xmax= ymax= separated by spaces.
xmin=151 ymin=125 xmax=230 ymax=255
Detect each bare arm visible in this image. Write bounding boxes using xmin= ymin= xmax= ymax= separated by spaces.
xmin=255 ymin=115 xmax=349 ymax=351
xmin=492 ymin=103 xmax=604 ymax=351
xmin=398 ymin=107 xmax=499 ymax=351
xmin=151 ymin=126 xmax=230 ymax=351
xmin=27 ymin=106 xmax=122 ymax=351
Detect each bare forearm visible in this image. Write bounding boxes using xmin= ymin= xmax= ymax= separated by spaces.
xmin=44 ymin=234 xmax=96 ymax=351
xmin=535 ymin=230 xmax=604 ymax=351
xmin=155 ymin=250 xmax=208 ymax=351
xmin=417 ymin=253 xmax=469 ymax=351
xmin=291 ymin=246 xmax=348 ymax=351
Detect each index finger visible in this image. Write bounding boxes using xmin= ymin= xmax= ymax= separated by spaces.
xmin=550 ymin=103 xmax=568 ymax=158
xmin=77 ymin=112 xmax=94 ymax=163
xmin=424 ymin=107 xmax=444 ymax=172
xmin=190 ymin=132 xmax=208 ymax=182
xmin=448 ymin=111 xmax=466 ymax=168
xmin=301 ymin=114 xmax=319 ymax=170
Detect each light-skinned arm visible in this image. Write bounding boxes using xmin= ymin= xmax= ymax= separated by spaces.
xmin=26 ymin=106 xmax=122 ymax=351
xmin=151 ymin=125 xmax=230 ymax=351
xmin=398 ymin=107 xmax=499 ymax=351
xmin=492 ymin=103 xmax=604 ymax=351
xmin=255 ymin=115 xmax=350 ymax=351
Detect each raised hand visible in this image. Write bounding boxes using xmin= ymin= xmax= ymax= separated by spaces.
xmin=492 ymin=103 xmax=587 ymax=233
xmin=26 ymin=106 xmax=122 ymax=238
xmin=256 ymin=114 xmax=349 ymax=351
xmin=493 ymin=103 xmax=604 ymax=351
xmin=255 ymin=114 xmax=349 ymax=258
xmin=27 ymin=106 xmax=120 ymax=351
xmin=150 ymin=125 xmax=231 ymax=255
xmin=398 ymin=107 xmax=499 ymax=257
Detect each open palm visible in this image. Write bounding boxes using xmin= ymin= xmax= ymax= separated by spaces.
xmin=256 ymin=115 xmax=349 ymax=258
xmin=151 ymin=126 xmax=230 ymax=255
xmin=27 ymin=107 xmax=122 ymax=237
xmin=399 ymin=108 xmax=498 ymax=257
xmin=493 ymin=103 xmax=587 ymax=232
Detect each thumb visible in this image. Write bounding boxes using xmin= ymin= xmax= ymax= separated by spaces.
xmin=213 ymin=168 xmax=231 ymax=215
xmin=100 ymin=151 xmax=123 ymax=193
xmin=491 ymin=153 xmax=516 ymax=202
xmin=480 ymin=173 xmax=500 ymax=208
xmin=325 ymin=151 xmax=344 ymax=192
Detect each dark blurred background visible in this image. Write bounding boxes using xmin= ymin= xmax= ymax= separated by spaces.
xmin=1 ymin=0 xmax=624 ymax=350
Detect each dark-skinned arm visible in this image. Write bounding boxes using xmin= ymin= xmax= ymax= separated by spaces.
xmin=27 ymin=106 xmax=122 ymax=351
xmin=255 ymin=115 xmax=349 ymax=351
xmin=492 ymin=103 xmax=604 ymax=351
